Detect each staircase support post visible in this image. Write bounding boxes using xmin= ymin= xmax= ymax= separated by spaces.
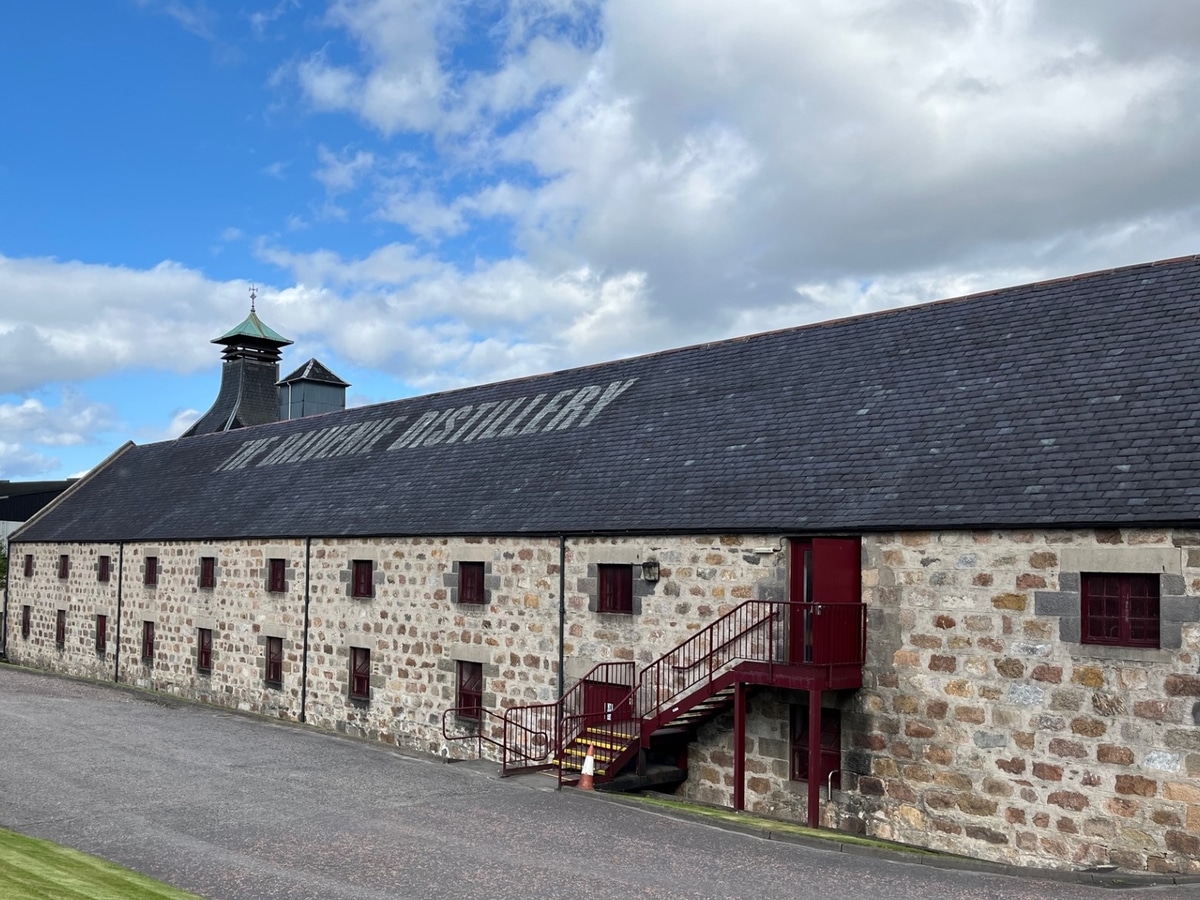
xmin=807 ymin=688 xmax=822 ymax=827
xmin=733 ymin=681 xmax=746 ymax=811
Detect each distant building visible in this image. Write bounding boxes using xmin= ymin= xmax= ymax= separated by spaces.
xmin=8 ymin=258 xmax=1200 ymax=874
xmin=0 ymin=480 xmax=74 ymax=543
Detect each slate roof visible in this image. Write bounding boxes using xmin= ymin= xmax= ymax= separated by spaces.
xmin=278 ymin=358 xmax=350 ymax=387
xmin=16 ymin=256 xmax=1200 ymax=543
xmin=181 ymin=358 xmax=283 ymax=437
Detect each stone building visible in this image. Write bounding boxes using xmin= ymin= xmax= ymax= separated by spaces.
xmin=7 ymin=256 xmax=1200 ymax=874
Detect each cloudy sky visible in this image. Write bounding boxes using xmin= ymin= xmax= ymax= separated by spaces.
xmin=3 ymin=0 xmax=1200 ymax=479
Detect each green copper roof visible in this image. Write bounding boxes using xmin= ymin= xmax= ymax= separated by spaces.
xmin=213 ymin=310 xmax=293 ymax=346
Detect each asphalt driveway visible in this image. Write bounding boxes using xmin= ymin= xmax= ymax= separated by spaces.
xmin=0 ymin=666 xmax=1178 ymax=899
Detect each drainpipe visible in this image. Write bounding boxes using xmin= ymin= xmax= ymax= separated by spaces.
xmin=113 ymin=542 xmax=124 ymax=683
xmin=1 ymin=536 xmax=10 ymax=660
xmin=300 ymin=536 xmax=312 ymax=723
xmin=557 ymin=534 xmax=566 ymax=701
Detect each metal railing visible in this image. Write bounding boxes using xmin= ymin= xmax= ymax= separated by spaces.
xmin=441 ymin=705 xmax=554 ymax=776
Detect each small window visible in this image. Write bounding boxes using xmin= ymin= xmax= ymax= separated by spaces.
xmin=197 ymin=627 xmax=212 ymax=674
xmin=23 ymin=554 xmax=33 ymax=578
xmin=457 ymin=660 xmax=483 ymax=720
xmin=1082 ymin=573 xmax=1160 ymax=648
xmin=597 ymin=564 xmax=633 ymax=614
xmin=459 ymin=562 xmax=485 ymax=606
xmin=791 ymin=706 xmax=842 ymax=788
xmin=96 ymin=614 xmax=108 ymax=655
xmin=199 ymin=556 xmax=216 ymax=589
xmin=268 ymin=558 xmax=287 ymax=593
xmin=352 ymin=560 xmax=374 ymax=599
xmin=55 ymin=610 xmax=66 ymax=649
xmin=350 ymin=647 xmax=371 ymax=701
xmin=144 ymin=556 xmax=159 ymax=586
xmin=141 ymin=620 xmax=155 ymax=664
xmin=98 ymin=555 xmax=111 ymax=583
xmin=21 ymin=605 xmax=31 ymax=639
xmin=265 ymin=636 xmax=283 ymax=688
xmin=58 ymin=555 xmax=70 ymax=579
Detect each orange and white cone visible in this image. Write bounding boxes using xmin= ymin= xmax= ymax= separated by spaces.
xmin=578 ymin=744 xmax=596 ymax=791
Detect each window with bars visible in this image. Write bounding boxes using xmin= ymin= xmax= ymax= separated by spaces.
xmin=197 ymin=628 xmax=212 ymax=674
xmin=141 ymin=621 xmax=155 ymax=664
xmin=199 ymin=556 xmax=216 ymax=589
xmin=96 ymin=614 xmax=108 ymax=655
xmin=457 ymin=660 xmax=483 ymax=720
xmin=459 ymin=562 xmax=485 ymax=606
xmin=268 ymin=558 xmax=287 ymax=593
xmin=55 ymin=610 xmax=66 ymax=649
xmin=350 ymin=647 xmax=371 ymax=701
xmin=144 ymin=556 xmax=159 ymax=586
xmin=265 ymin=636 xmax=283 ymax=688
xmin=352 ymin=560 xmax=374 ymax=599
xmin=597 ymin=564 xmax=633 ymax=614
xmin=1082 ymin=573 xmax=1160 ymax=648
xmin=58 ymin=555 xmax=70 ymax=579
xmin=21 ymin=606 xmax=31 ymax=639
xmin=23 ymin=554 xmax=32 ymax=578
xmin=98 ymin=555 xmax=111 ymax=583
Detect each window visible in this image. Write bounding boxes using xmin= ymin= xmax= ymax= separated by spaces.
xmin=352 ymin=559 xmax=374 ymax=599
xmin=597 ymin=564 xmax=633 ymax=614
xmin=144 ymin=556 xmax=158 ymax=586
xmin=1082 ymin=573 xmax=1160 ymax=648
xmin=268 ymin=558 xmax=287 ymax=593
xmin=197 ymin=628 xmax=212 ymax=673
xmin=21 ymin=606 xmax=30 ymax=639
xmin=98 ymin=555 xmax=111 ymax=583
xmin=791 ymin=706 xmax=842 ymax=788
xmin=23 ymin=554 xmax=32 ymax=577
xmin=55 ymin=610 xmax=66 ymax=649
xmin=199 ymin=556 xmax=216 ymax=589
xmin=350 ymin=647 xmax=371 ymax=701
xmin=459 ymin=561 xmax=485 ymax=606
xmin=265 ymin=636 xmax=283 ymax=688
xmin=457 ymin=660 xmax=483 ymax=720
xmin=96 ymin=615 xmax=107 ymax=654
xmin=141 ymin=621 xmax=155 ymax=664
xmin=58 ymin=555 xmax=70 ymax=579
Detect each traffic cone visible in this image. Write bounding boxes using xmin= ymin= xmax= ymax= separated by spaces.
xmin=578 ymin=743 xmax=596 ymax=791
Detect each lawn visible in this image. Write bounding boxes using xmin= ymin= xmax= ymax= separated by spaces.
xmin=0 ymin=826 xmax=201 ymax=900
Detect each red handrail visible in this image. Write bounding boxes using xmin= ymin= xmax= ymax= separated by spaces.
xmin=441 ymin=706 xmax=554 ymax=775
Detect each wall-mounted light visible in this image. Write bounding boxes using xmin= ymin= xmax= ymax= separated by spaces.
xmin=641 ymin=559 xmax=661 ymax=582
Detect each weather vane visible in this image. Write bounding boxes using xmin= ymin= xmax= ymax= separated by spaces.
xmin=249 ymin=284 xmax=258 ymax=313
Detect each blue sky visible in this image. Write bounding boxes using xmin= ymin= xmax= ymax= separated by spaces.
xmin=4 ymin=0 xmax=1200 ymax=480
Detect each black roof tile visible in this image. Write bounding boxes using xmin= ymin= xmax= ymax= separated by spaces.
xmin=16 ymin=256 xmax=1200 ymax=542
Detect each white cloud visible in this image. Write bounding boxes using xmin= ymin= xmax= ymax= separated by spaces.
xmin=0 ymin=442 xmax=57 ymax=478
xmin=313 ymin=145 xmax=376 ymax=193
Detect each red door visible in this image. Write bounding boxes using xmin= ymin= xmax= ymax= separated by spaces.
xmin=583 ymin=680 xmax=632 ymax=723
xmin=789 ymin=537 xmax=861 ymax=664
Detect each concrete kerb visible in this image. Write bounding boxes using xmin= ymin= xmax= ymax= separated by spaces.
xmin=7 ymin=659 xmax=1200 ymax=890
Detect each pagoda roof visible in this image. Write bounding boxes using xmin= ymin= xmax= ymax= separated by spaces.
xmin=214 ymin=310 xmax=293 ymax=347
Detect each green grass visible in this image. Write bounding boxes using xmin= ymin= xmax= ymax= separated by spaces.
xmin=0 ymin=827 xmax=202 ymax=900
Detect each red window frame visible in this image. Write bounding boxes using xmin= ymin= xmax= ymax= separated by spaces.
xmin=597 ymin=564 xmax=633 ymax=614
xmin=265 ymin=636 xmax=283 ymax=687
xmin=23 ymin=554 xmax=33 ymax=577
xmin=96 ymin=614 xmax=107 ymax=654
xmin=790 ymin=706 xmax=842 ymax=788
xmin=197 ymin=627 xmax=212 ymax=673
xmin=350 ymin=647 xmax=371 ymax=700
xmin=55 ymin=609 xmax=66 ymax=648
xmin=141 ymin=620 xmax=155 ymax=663
xmin=459 ymin=561 xmax=485 ymax=605
xmin=144 ymin=556 xmax=159 ymax=586
xmin=21 ymin=605 xmax=31 ymax=639
xmin=457 ymin=660 xmax=483 ymax=719
xmin=268 ymin=558 xmax=286 ymax=593
xmin=352 ymin=560 xmax=374 ymax=599
xmin=98 ymin=555 xmax=111 ymax=583
xmin=1082 ymin=573 xmax=1160 ymax=648
xmin=58 ymin=554 xmax=69 ymax=579
xmin=199 ymin=556 xmax=216 ymax=589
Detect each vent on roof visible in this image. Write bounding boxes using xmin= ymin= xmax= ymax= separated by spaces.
xmin=277 ymin=357 xmax=350 ymax=420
